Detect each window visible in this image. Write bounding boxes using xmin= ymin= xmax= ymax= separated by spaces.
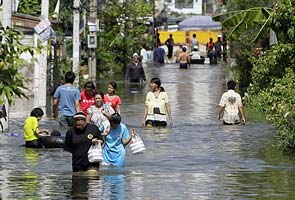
xmin=175 ymin=0 xmax=193 ymax=8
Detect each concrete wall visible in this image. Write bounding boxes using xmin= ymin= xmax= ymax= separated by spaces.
xmin=159 ymin=30 xmax=221 ymax=45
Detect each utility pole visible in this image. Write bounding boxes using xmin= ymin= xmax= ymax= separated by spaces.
xmin=73 ymin=0 xmax=80 ymax=86
xmin=88 ymin=0 xmax=97 ymax=82
xmin=2 ymin=0 xmax=12 ymax=28
xmin=33 ymin=0 xmax=49 ymax=116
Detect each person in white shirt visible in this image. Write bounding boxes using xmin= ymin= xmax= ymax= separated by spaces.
xmin=190 ymin=33 xmax=199 ymax=52
xmin=140 ymin=44 xmax=148 ymax=64
xmin=218 ymin=80 xmax=245 ymax=125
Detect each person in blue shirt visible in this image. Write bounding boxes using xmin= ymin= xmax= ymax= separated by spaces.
xmin=52 ymin=71 xmax=81 ymax=128
xmin=155 ymin=47 xmax=165 ymax=63
xmin=101 ymin=113 xmax=132 ymax=167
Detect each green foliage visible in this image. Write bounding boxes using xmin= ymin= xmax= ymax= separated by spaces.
xmin=17 ymin=0 xmax=41 ymax=16
xmin=214 ymin=0 xmax=294 ymax=43
xmin=18 ymin=0 xmax=74 ymax=32
xmin=17 ymin=0 xmax=152 ymax=77
xmin=216 ymin=0 xmax=295 ymax=153
xmin=50 ymin=0 xmax=74 ymax=32
xmin=225 ymin=0 xmax=273 ymax=11
xmin=214 ymin=7 xmax=273 ymax=42
xmin=227 ymin=29 xmax=270 ymax=95
xmin=97 ymin=0 xmax=153 ymax=74
xmin=243 ymin=106 xmax=267 ymax=123
xmin=213 ymin=0 xmax=273 ymax=94
xmin=271 ymin=0 xmax=295 ymax=43
xmin=249 ymin=44 xmax=295 ymax=92
xmin=0 ymin=27 xmax=36 ymax=105
xmin=245 ymin=44 xmax=295 ymax=152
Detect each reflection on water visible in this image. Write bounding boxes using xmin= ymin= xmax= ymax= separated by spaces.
xmin=71 ymin=175 xmax=101 ymax=199
xmin=1 ymin=63 xmax=295 ymax=199
xmin=143 ymin=127 xmax=172 ymax=141
xmin=25 ymin=148 xmax=40 ymax=168
xmin=102 ymin=174 xmax=125 ymax=200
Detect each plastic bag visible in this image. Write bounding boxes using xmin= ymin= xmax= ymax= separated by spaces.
xmin=88 ymin=143 xmax=103 ymax=163
xmin=129 ymin=134 xmax=146 ymax=154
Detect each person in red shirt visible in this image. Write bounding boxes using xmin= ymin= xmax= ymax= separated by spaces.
xmin=104 ymin=81 xmax=122 ymax=115
xmin=206 ymin=37 xmax=215 ymax=55
xmin=80 ymin=81 xmax=96 ymax=114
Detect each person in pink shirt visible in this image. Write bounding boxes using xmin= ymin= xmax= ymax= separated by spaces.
xmin=80 ymin=81 xmax=96 ymax=114
xmin=104 ymin=81 xmax=122 ymax=115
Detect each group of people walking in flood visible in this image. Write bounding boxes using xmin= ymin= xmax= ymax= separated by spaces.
xmin=23 ymin=52 xmax=245 ymax=173
xmin=23 ymin=64 xmax=176 ymax=173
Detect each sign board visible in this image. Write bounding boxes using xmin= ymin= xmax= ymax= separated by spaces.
xmin=34 ymin=19 xmax=56 ymax=42
xmin=87 ymin=20 xmax=99 ymax=32
xmin=34 ymin=18 xmax=51 ymax=34
xmin=37 ymin=26 xmax=56 ymax=43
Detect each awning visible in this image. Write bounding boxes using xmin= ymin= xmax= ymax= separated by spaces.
xmin=178 ymin=15 xmax=222 ymax=30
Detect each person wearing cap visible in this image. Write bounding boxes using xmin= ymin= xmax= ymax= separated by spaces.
xmin=100 ymin=113 xmax=133 ymax=167
xmin=52 ymin=71 xmax=81 ymax=128
xmin=64 ymin=111 xmax=104 ymax=172
xmin=80 ymin=81 xmax=96 ymax=115
xmin=124 ymin=53 xmax=146 ymax=83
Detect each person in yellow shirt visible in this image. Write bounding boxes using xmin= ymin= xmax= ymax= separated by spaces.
xmin=24 ymin=108 xmax=48 ymax=148
xmin=142 ymin=77 xmax=173 ymax=128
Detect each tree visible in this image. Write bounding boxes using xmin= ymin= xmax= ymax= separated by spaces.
xmin=214 ymin=0 xmax=294 ymax=43
xmin=0 ymin=26 xmax=37 ymax=105
xmin=213 ymin=0 xmax=273 ymax=95
xmin=214 ymin=0 xmax=295 ymax=153
xmin=97 ymin=0 xmax=153 ymax=75
xmin=18 ymin=0 xmax=41 ymax=16
xmin=17 ymin=0 xmax=153 ymax=79
xmin=214 ymin=7 xmax=273 ymax=42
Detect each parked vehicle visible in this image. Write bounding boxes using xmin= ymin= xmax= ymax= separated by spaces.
xmin=190 ymin=46 xmax=205 ymax=64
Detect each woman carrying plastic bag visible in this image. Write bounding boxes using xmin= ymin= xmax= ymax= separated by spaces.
xmin=99 ymin=113 xmax=132 ymax=167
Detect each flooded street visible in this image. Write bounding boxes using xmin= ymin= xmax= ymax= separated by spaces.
xmin=1 ymin=62 xmax=295 ymax=199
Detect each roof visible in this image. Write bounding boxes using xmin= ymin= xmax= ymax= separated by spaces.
xmin=178 ymin=15 xmax=222 ymax=30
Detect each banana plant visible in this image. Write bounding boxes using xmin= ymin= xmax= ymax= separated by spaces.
xmin=213 ymin=0 xmax=294 ymax=43
xmin=213 ymin=7 xmax=274 ymax=42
